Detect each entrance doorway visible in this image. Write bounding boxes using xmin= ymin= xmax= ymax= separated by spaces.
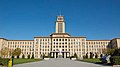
xmin=50 ymin=51 xmax=70 ymax=58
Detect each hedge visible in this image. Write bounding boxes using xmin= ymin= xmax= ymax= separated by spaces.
xmin=110 ymin=56 xmax=120 ymax=65
xmin=0 ymin=58 xmax=9 ymax=66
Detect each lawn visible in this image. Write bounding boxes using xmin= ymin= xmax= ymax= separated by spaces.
xmin=13 ymin=58 xmax=42 ymax=65
xmin=80 ymin=58 xmax=101 ymax=63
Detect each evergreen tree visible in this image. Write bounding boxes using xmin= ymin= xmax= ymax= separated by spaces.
xmin=17 ymin=55 xmax=19 ymax=58
xmin=95 ymin=54 xmax=98 ymax=58
xmin=100 ymin=54 xmax=103 ymax=58
xmin=22 ymin=54 xmax=25 ymax=59
xmin=86 ymin=53 xmax=88 ymax=58
xmin=90 ymin=52 xmax=93 ymax=59
xmin=28 ymin=55 xmax=30 ymax=59
xmin=31 ymin=54 xmax=34 ymax=59
xmin=74 ymin=53 xmax=78 ymax=58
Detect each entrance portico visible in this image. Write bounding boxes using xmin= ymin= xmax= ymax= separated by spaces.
xmin=50 ymin=51 xmax=70 ymax=58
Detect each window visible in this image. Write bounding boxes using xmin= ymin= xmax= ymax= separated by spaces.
xmin=82 ymin=39 xmax=85 ymax=41
xmin=58 ymin=17 xmax=63 ymax=20
xmin=65 ymin=46 xmax=67 ymax=48
xmin=58 ymin=23 xmax=63 ymax=33
xmin=54 ymin=42 xmax=55 ymax=44
xmin=36 ymin=42 xmax=38 ymax=44
xmin=56 ymin=42 xmax=58 ymax=44
xmin=59 ymin=39 xmax=61 ymax=41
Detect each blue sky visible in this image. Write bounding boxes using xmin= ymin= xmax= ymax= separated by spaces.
xmin=0 ymin=0 xmax=120 ymax=40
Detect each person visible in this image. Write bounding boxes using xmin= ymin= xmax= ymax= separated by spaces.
xmin=12 ymin=58 xmax=14 ymax=66
xmin=8 ymin=58 xmax=12 ymax=67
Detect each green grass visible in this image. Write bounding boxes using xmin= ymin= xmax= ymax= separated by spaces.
xmin=13 ymin=58 xmax=42 ymax=65
xmin=80 ymin=58 xmax=101 ymax=63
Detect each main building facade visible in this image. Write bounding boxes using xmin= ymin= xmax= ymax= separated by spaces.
xmin=0 ymin=15 xmax=110 ymax=58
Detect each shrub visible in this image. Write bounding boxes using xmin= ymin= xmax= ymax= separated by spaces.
xmin=44 ymin=56 xmax=50 ymax=58
xmin=0 ymin=58 xmax=9 ymax=66
xmin=22 ymin=54 xmax=25 ymax=59
xmin=112 ymin=49 xmax=120 ymax=56
xmin=28 ymin=55 xmax=30 ymax=59
xmin=110 ymin=56 xmax=120 ymax=65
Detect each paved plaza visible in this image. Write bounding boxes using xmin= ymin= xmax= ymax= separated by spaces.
xmin=14 ymin=58 xmax=112 ymax=67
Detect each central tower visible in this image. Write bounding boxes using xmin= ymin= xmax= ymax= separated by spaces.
xmin=55 ymin=15 xmax=65 ymax=33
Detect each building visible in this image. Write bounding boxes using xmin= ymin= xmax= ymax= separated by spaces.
xmin=107 ymin=38 xmax=120 ymax=49
xmin=0 ymin=15 xmax=110 ymax=58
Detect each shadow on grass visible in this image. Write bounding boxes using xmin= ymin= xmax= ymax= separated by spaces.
xmin=94 ymin=62 xmax=113 ymax=66
xmin=77 ymin=59 xmax=112 ymax=67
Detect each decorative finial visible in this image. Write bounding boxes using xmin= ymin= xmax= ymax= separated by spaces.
xmin=59 ymin=11 xmax=62 ymax=16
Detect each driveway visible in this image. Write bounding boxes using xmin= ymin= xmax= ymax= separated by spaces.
xmin=14 ymin=58 xmax=112 ymax=67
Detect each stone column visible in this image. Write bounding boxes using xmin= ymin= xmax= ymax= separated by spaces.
xmin=55 ymin=52 xmax=56 ymax=58
xmin=51 ymin=52 xmax=53 ymax=57
xmin=64 ymin=53 xmax=66 ymax=58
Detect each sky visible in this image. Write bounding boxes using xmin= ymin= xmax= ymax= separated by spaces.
xmin=0 ymin=0 xmax=120 ymax=40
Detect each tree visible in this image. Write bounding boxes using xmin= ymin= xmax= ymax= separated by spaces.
xmin=74 ymin=53 xmax=78 ymax=58
xmin=28 ymin=55 xmax=30 ymax=59
xmin=112 ymin=48 xmax=120 ymax=56
xmin=12 ymin=55 xmax=14 ymax=58
xmin=12 ymin=48 xmax=21 ymax=57
xmin=0 ymin=47 xmax=9 ymax=58
xmin=100 ymin=54 xmax=103 ymax=58
xmin=22 ymin=54 xmax=25 ymax=59
xmin=17 ymin=55 xmax=19 ymax=58
xmin=86 ymin=53 xmax=88 ymax=58
xmin=90 ymin=52 xmax=93 ymax=59
xmin=42 ymin=54 xmax=45 ymax=59
xmin=95 ymin=53 xmax=98 ymax=58
xmin=105 ymin=48 xmax=115 ymax=55
xmin=31 ymin=54 xmax=34 ymax=59
xmin=9 ymin=49 xmax=14 ymax=57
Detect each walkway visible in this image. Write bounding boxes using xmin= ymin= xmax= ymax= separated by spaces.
xmin=14 ymin=58 xmax=112 ymax=67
